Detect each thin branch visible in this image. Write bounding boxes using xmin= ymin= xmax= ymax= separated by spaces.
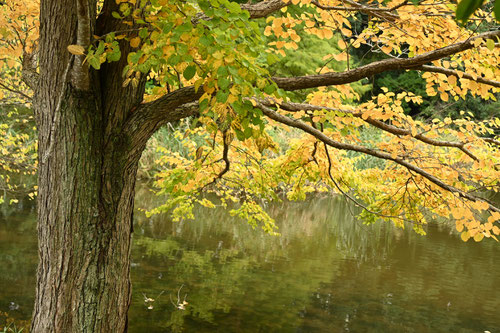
xmin=322 ymin=139 xmax=415 ymax=223
xmin=0 ymin=82 xmax=32 ymax=101
xmin=204 ymin=130 xmax=231 ymax=188
xmin=482 ymin=137 xmax=500 ymax=146
xmin=134 ymin=30 xmax=500 ymax=133
xmin=125 ymin=98 xmax=201 ymax=162
xmin=416 ymin=65 xmax=500 ymax=88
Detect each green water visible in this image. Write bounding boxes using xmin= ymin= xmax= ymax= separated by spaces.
xmin=0 ymin=192 xmax=499 ymax=332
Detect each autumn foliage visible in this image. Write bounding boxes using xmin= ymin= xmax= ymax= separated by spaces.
xmin=1 ymin=0 xmax=499 ymax=242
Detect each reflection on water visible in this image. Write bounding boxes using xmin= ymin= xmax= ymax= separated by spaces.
xmin=1 ymin=191 xmax=499 ymax=332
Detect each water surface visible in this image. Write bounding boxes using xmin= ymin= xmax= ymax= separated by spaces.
xmin=0 ymin=192 xmax=499 ymax=332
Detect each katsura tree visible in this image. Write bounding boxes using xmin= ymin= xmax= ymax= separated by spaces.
xmin=1 ymin=0 xmax=500 ymax=331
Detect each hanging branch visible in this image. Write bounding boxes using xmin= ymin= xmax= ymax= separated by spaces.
xmin=255 ymin=102 xmax=500 ymax=214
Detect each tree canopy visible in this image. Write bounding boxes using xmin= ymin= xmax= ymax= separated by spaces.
xmin=1 ymin=0 xmax=500 ymax=331
xmin=1 ymin=0 xmax=499 ymax=241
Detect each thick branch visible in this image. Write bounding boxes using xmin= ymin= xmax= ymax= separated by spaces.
xmin=272 ymin=30 xmax=500 ymax=90
xmin=194 ymin=0 xmax=288 ymax=22
xmin=311 ymin=0 xmax=402 ymax=22
xmin=21 ymin=51 xmax=39 ymax=90
xmin=133 ymin=86 xmax=203 ymax=123
xmin=257 ymin=102 xmax=500 ymax=213
xmin=125 ymin=88 xmax=203 ymax=161
xmin=72 ymin=0 xmax=91 ymax=90
xmin=416 ymin=65 xmax=500 ymax=88
xmin=241 ymin=0 xmax=288 ymax=18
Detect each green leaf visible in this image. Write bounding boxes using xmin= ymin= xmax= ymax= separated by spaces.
xmin=129 ymin=52 xmax=141 ymax=64
xmin=218 ymin=77 xmax=230 ymax=90
xmin=456 ymin=0 xmax=484 ymax=23
xmin=216 ymin=90 xmax=228 ymax=103
xmin=167 ymin=54 xmax=181 ymax=65
xmin=177 ymin=43 xmax=188 ymax=56
xmin=139 ymin=28 xmax=149 ymax=39
xmin=243 ymin=126 xmax=252 ymax=139
xmin=105 ymin=33 xmax=115 ymax=43
xmin=88 ymin=55 xmax=101 ymax=70
xmin=108 ymin=49 xmax=121 ymax=62
xmin=486 ymin=38 xmax=495 ymax=51
xmin=263 ymin=84 xmax=276 ymax=95
xmin=199 ymin=98 xmax=209 ymax=111
xmin=96 ymin=41 xmax=105 ymax=54
xmin=226 ymin=1 xmax=241 ymax=14
xmin=199 ymin=35 xmax=213 ymax=47
xmin=183 ymin=65 xmax=197 ymax=80
xmin=266 ymin=53 xmax=279 ymax=66
xmin=217 ymin=66 xmax=228 ymax=77
xmin=176 ymin=23 xmax=192 ymax=34
xmin=495 ymin=0 xmax=500 ymax=22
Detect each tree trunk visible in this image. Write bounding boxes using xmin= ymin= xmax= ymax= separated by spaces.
xmin=30 ymin=1 xmax=147 ymax=331
xmin=31 ymin=84 xmax=139 ymax=332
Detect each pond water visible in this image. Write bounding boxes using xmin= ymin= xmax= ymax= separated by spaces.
xmin=0 ymin=190 xmax=499 ymax=332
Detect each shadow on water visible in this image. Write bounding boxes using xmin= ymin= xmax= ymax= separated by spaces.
xmin=0 ymin=187 xmax=499 ymax=332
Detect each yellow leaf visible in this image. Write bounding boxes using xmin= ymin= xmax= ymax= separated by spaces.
xmin=381 ymin=45 xmax=392 ymax=54
xmin=67 ymin=44 xmax=85 ymax=55
xmin=323 ymin=29 xmax=333 ymax=39
xmin=460 ymin=231 xmax=470 ymax=242
xmin=305 ymin=20 xmax=315 ymax=28
xmin=448 ymin=75 xmax=457 ymax=86
xmin=473 ymin=232 xmax=484 ymax=242
xmin=472 ymin=38 xmax=483 ymax=47
xmin=488 ymin=212 xmax=500 ymax=223
xmin=129 ymin=37 xmax=141 ymax=48
xmin=341 ymin=28 xmax=352 ymax=37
